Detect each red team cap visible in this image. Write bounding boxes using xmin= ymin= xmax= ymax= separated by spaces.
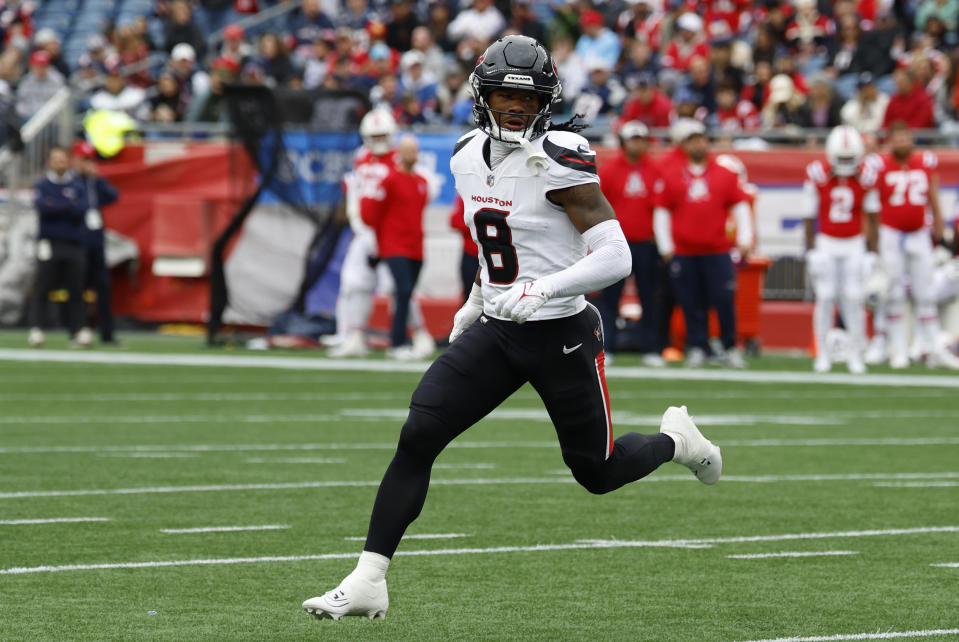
xmin=223 ymin=24 xmax=245 ymax=40
xmin=72 ymin=140 xmax=97 ymax=159
xmin=29 ymin=50 xmax=51 ymax=66
xmin=580 ymin=10 xmax=604 ymax=27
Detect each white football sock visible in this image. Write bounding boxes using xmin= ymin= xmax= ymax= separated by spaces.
xmin=342 ymin=290 xmax=374 ymax=333
xmin=353 ymin=550 xmax=390 ymax=582
xmin=813 ymin=298 xmax=835 ymax=360
xmin=915 ymin=302 xmax=940 ymax=354
xmin=840 ymin=297 xmax=865 ymax=360
xmin=887 ymin=301 xmax=908 ymax=362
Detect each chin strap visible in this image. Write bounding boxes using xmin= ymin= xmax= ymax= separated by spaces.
xmin=518 ymin=137 xmax=549 ymax=175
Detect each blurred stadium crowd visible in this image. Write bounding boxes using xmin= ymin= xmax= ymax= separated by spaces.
xmin=2 ymin=0 xmax=959 ymax=133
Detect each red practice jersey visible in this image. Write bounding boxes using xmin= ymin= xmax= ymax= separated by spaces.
xmin=874 ymin=151 xmax=938 ymax=233
xmin=347 ymin=148 xmax=396 ymax=200
xmin=360 ymin=166 xmax=429 ymax=261
xmin=658 ymin=158 xmax=750 ymax=255
xmin=448 ymin=196 xmax=478 ymax=258
xmin=599 ymin=152 xmax=662 ymax=242
xmin=804 ymin=159 xmax=878 ymax=239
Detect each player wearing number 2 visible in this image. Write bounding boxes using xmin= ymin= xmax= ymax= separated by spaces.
xmin=871 ymin=121 xmax=959 ymax=369
xmin=302 ymin=35 xmax=724 ymax=621
xmin=803 ymin=125 xmax=879 ymax=374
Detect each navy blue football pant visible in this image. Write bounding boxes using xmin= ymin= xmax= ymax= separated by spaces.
xmin=598 ymin=240 xmax=663 ymax=355
xmin=364 ymin=305 xmax=675 ymax=558
xmin=31 ymin=239 xmax=87 ymax=336
xmin=669 ymin=253 xmax=737 ymax=351
xmin=459 ymin=252 xmax=479 ymax=302
xmin=86 ymin=245 xmax=114 ymax=342
xmin=383 ymin=257 xmax=422 ymax=348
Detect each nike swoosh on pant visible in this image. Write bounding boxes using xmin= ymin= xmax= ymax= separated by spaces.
xmin=563 ymin=343 xmax=583 ymax=354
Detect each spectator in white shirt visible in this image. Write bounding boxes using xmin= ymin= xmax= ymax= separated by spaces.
xmin=447 ymin=0 xmax=505 ymax=44
xmin=90 ymin=56 xmax=148 ymax=118
xmin=840 ymin=72 xmax=889 ymax=133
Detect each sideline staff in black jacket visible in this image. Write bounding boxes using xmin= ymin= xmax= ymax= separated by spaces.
xmin=28 ymin=147 xmax=90 ymax=347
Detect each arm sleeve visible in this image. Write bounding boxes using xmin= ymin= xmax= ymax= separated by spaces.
xmin=732 ymin=201 xmax=753 ymax=247
xmin=802 ymin=181 xmax=820 ymax=219
xmin=538 ymin=219 xmax=631 ymax=297
xmin=863 ymin=189 xmax=880 ymax=214
xmin=653 ymin=206 xmax=674 ymax=255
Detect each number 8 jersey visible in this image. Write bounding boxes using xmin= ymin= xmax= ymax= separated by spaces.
xmin=451 ymin=128 xmax=600 ymax=321
xmin=803 ymin=158 xmax=880 ymax=238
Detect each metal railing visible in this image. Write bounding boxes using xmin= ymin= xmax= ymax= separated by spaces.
xmin=206 ymin=0 xmax=303 ymax=54
xmin=1 ymin=87 xmax=74 ymax=217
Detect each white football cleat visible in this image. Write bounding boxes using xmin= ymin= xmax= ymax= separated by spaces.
xmin=721 ymin=348 xmax=747 ymax=369
xmin=641 ymin=353 xmax=666 ymax=368
xmin=327 ymin=330 xmax=368 ymax=358
xmin=302 ymin=573 xmax=388 ymax=621
xmin=27 ymin=327 xmax=45 ymax=347
xmin=847 ymin=356 xmax=866 ymax=375
xmin=385 ymin=345 xmax=417 ymax=361
xmin=684 ymin=347 xmax=706 ymax=368
xmin=864 ymin=335 xmax=886 ymax=365
xmin=659 ymin=405 xmax=722 ymax=485
xmin=73 ymin=327 xmax=93 ymax=348
xmin=889 ymin=354 xmax=910 ymax=370
xmin=926 ymin=348 xmax=959 ymax=370
xmin=813 ymin=354 xmax=831 ymax=373
xmin=411 ymin=329 xmax=436 ymax=360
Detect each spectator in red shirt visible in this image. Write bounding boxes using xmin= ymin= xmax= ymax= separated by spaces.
xmin=597 ymin=121 xmax=667 ymax=367
xmin=882 ymin=67 xmax=935 ymax=130
xmin=654 ymin=119 xmax=753 ymax=368
xmin=616 ymin=73 xmax=673 ymax=131
xmin=447 ymin=195 xmax=479 ymax=303
xmin=360 ymin=135 xmax=431 ymax=358
xmin=662 ymin=12 xmax=710 ymax=73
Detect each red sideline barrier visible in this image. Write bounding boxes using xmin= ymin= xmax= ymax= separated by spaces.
xmin=99 ymin=143 xmax=254 ymax=322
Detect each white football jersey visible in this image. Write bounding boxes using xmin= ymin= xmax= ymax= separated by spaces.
xmin=451 ymin=128 xmax=600 ymax=321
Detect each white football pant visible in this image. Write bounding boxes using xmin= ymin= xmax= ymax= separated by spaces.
xmin=335 ymin=227 xmax=426 ymax=337
xmin=880 ymin=225 xmax=940 ymax=361
xmin=808 ymin=234 xmax=867 ymax=365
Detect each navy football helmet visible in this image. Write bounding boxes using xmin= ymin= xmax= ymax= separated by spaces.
xmin=469 ymin=35 xmax=562 ymax=144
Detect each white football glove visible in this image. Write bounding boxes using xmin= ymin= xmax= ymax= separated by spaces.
xmin=491 ymin=280 xmax=553 ymax=324
xmin=449 ymin=284 xmax=484 ymax=343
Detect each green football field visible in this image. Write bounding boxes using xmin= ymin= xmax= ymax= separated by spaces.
xmin=1 ymin=332 xmax=958 ymax=641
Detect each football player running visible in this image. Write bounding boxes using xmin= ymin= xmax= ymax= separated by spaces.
xmin=871 ymin=121 xmax=959 ymax=369
xmin=302 ymin=35 xmax=723 ymax=621
xmin=803 ymin=126 xmax=879 ymax=374
xmin=328 ymin=108 xmax=435 ymax=359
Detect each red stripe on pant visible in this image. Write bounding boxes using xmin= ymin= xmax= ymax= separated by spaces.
xmin=595 ymin=351 xmax=613 ymax=458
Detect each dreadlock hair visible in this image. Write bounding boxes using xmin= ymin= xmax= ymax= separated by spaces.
xmin=548 ymin=113 xmax=590 ymax=133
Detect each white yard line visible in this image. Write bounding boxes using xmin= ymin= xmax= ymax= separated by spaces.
xmin=245 ymin=458 xmax=347 ymax=464
xmin=343 ymin=533 xmax=471 ymax=541
xmin=4 ymin=473 xmax=959 ymax=500
xmin=2 ymin=526 xmax=955 ymax=575
xmin=159 ymin=525 xmax=290 ymax=534
xmin=739 ymin=628 xmax=959 ymax=641
xmin=874 ymin=482 xmax=959 ymax=487
xmin=930 ymin=563 xmax=959 ymax=568
xmin=0 ymin=517 xmax=111 ymax=525
xmin=3 ymin=437 xmax=959 ymax=457
xmin=726 ymin=551 xmax=859 ymax=559
xmin=433 ymin=463 xmax=497 ymax=469
xmin=97 ymin=453 xmax=200 ymax=459
xmin=4 ymin=349 xmax=959 ymax=388
xmin=0 ymin=392 xmax=406 ymax=402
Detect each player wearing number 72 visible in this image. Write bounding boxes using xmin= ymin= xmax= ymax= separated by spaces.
xmin=302 ymin=35 xmax=724 ymax=622
xmin=802 ymin=125 xmax=880 ymax=374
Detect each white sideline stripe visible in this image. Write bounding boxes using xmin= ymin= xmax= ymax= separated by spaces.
xmin=579 ymin=526 xmax=959 ymax=548
xmin=874 ymin=482 xmax=959 ymax=487
xmin=930 ymin=563 xmax=959 ymax=568
xmin=433 ymin=463 xmax=496 ymax=469
xmin=344 ymin=533 xmax=471 ymax=541
xmin=4 ymin=437 xmax=959 ymax=456
xmin=0 ymin=392 xmax=405 ymax=402
xmin=0 ymin=414 xmax=343 ymax=425
xmin=97 ymin=452 xmax=200 ymax=459
xmin=726 ymin=551 xmax=858 ymax=559
xmin=5 ymin=473 xmax=959 ymax=499
xmin=739 ymin=628 xmax=959 ymax=641
xmin=245 ymin=458 xmax=347 ymax=464
xmin=159 ymin=525 xmax=290 ymax=534
xmin=4 ymin=349 xmax=959 ymax=388
xmin=0 ymin=517 xmax=111 ymax=525
xmin=342 ymin=408 xmax=844 ymax=426
xmin=3 ymin=526 xmax=955 ymax=575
